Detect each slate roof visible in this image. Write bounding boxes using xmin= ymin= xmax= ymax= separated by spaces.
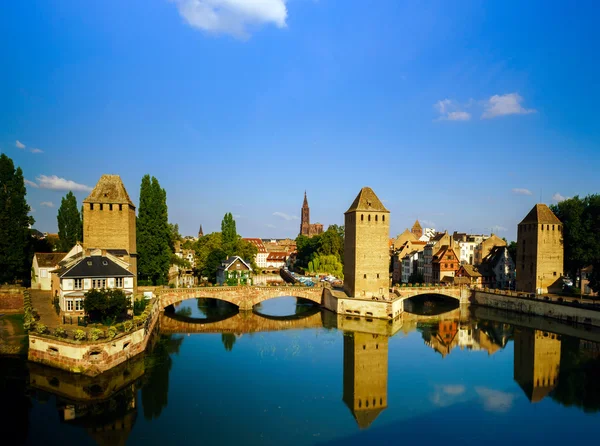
xmin=345 ymin=187 xmax=389 ymax=213
xmin=35 ymin=252 xmax=67 ymax=268
xmin=219 ymin=256 xmax=253 ymax=271
xmin=519 ymin=204 xmax=562 ymax=225
xmin=60 ymin=256 xmax=134 ymax=278
xmin=83 ymin=174 xmax=134 ymax=206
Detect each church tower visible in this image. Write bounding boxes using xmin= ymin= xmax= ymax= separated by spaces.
xmin=411 ymin=219 xmax=423 ymax=239
xmin=83 ymin=175 xmax=137 ymax=279
xmin=198 ymin=224 xmax=204 ymax=238
xmin=300 ymin=191 xmax=310 ymax=236
xmin=343 ymin=187 xmax=390 ymax=299
xmin=343 ymin=332 xmax=389 ymax=429
xmin=516 ymin=204 xmax=563 ymax=293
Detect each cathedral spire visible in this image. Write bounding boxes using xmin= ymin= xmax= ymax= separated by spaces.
xmin=303 ymin=190 xmax=308 ymax=207
xmin=198 ymin=224 xmax=204 ymax=238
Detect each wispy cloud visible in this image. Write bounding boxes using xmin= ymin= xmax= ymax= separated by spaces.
xmin=40 ymin=201 xmax=54 ymax=208
xmin=482 ymin=93 xmax=536 ymax=119
xmin=266 ymin=224 xmax=276 ymax=229
xmin=512 ymin=188 xmax=532 ymax=196
xmin=30 ymin=148 xmax=43 ymax=154
xmin=475 ymin=387 xmax=515 ymax=413
xmin=25 ymin=179 xmax=38 ymax=188
xmin=491 ymin=225 xmax=507 ymax=232
xmin=36 ymin=175 xmax=93 ymax=192
xmin=552 ymin=192 xmax=567 ymax=202
xmin=421 ymin=219 xmax=436 ymax=228
xmin=430 ymin=384 xmax=466 ymax=407
xmin=434 ymin=99 xmax=471 ymax=121
xmin=273 ymin=211 xmax=299 ymax=221
xmin=173 ymin=0 xmax=288 ymax=39
xmin=16 ymin=140 xmax=25 ymax=149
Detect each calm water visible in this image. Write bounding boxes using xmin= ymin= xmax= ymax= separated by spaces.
xmin=4 ymin=296 xmax=600 ymax=445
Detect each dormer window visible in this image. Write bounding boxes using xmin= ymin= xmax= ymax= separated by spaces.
xmin=102 ymin=260 xmax=108 ymax=266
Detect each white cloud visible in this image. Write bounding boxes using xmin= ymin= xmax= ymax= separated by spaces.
xmin=430 ymin=384 xmax=466 ymax=407
xmin=552 ymin=192 xmax=567 ymax=202
xmin=441 ymin=385 xmax=465 ymax=396
xmin=512 ymin=188 xmax=532 ymax=196
xmin=273 ymin=211 xmax=299 ymax=221
xmin=174 ymin=0 xmax=288 ymax=39
xmin=475 ymin=387 xmax=515 ymax=413
xmin=30 ymin=148 xmax=44 ymax=154
xmin=36 ymin=175 xmax=93 ymax=192
xmin=40 ymin=201 xmax=54 ymax=208
xmin=16 ymin=140 xmax=25 ymax=149
xmin=491 ymin=225 xmax=507 ymax=232
xmin=25 ymin=179 xmax=39 ymax=188
xmin=421 ymin=219 xmax=436 ymax=228
xmin=434 ymin=99 xmax=471 ymax=121
xmin=482 ymin=93 xmax=536 ymax=119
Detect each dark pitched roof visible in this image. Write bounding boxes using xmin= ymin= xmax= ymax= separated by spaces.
xmin=345 ymin=187 xmax=389 ymax=213
xmin=219 ymin=256 xmax=252 ymax=271
xmin=60 ymin=256 xmax=134 ymax=278
xmin=35 ymin=252 xmax=67 ymax=268
xmin=481 ymin=246 xmax=509 ymax=270
xmin=519 ymin=204 xmax=562 ymax=225
xmin=83 ymin=174 xmax=134 ymax=206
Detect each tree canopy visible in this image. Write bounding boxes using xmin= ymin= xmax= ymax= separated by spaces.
xmin=0 ymin=154 xmax=34 ymax=284
xmin=57 ymin=191 xmax=82 ymax=252
xmin=296 ymin=225 xmax=344 ymax=278
xmin=137 ymin=175 xmax=171 ymax=285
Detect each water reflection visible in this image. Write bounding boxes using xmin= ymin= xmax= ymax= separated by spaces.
xmin=7 ymin=302 xmax=600 ymax=443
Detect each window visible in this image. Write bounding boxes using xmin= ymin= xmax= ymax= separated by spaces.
xmin=109 ymin=204 xmax=113 ymax=211
xmin=382 ymin=215 xmax=385 ymax=222
xmin=40 ymin=269 xmax=48 ymax=278
xmin=92 ymin=278 xmax=107 ymax=289
xmin=119 ymin=204 xmax=123 ymax=211
xmin=368 ymin=214 xmax=371 ymax=222
xmin=74 ymin=278 xmax=83 ymax=290
xmin=90 ymin=203 xmax=94 ymax=210
xmin=363 ymin=274 xmax=367 ymax=279
xmin=115 ymin=277 xmax=123 ymax=288
xmin=75 ymin=300 xmax=83 ymax=311
xmin=66 ymin=299 xmax=73 ymax=311
xmin=375 ymin=215 xmax=378 ymax=222
xmin=99 ymin=203 xmax=103 ymax=211
xmin=377 ymin=273 xmax=380 ymax=279
xmin=361 ymin=214 xmax=364 ymax=221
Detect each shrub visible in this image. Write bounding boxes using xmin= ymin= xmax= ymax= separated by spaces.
xmin=107 ymin=326 xmax=117 ymax=339
xmin=73 ymin=329 xmax=87 ymax=341
xmin=54 ymin=327 xmax=67 ymax=338
xmin=36 ymin=323 xmax=48 ymax=334
xmin=133 ymin=298 xmax=148 ymax=316
xmin=89 ymin=328 xmax=104 ymax=341
xmin=123 ymin=320 xmax=133 ymax=332
xmin=83 ymin=288 xmax=131 ymax=323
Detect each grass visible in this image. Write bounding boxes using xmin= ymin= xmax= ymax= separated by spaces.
xmin=0 ymin=313 xmax=29 ymax=356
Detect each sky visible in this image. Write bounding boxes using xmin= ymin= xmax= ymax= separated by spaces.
xmin=1 ymin=0 xmax=599 ymax=242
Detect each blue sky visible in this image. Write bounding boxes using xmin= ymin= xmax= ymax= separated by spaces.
xmin=1 ymin=0 xmax=599 ymax=241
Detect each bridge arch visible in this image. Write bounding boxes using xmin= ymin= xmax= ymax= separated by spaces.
xmin=159 ymin=286 xmax=324 ymax=311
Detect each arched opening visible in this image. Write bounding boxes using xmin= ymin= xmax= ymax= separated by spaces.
xmin=403 ymin=294 xmax=460 ymax=316
xmin=253 ymin=296 xmax=320 ymax=319
xmin=164 ymin=297 xmax=239 ymax=323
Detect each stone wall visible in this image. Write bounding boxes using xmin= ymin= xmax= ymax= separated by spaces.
xmin=322 ymin=288 xmax=403 ymax=320
xmin=471 ymin=290 xmax=600 ymax=327
xmin=0 ymin=285 xmax=24 ymax=312
xmin=28 ymin=300 xmax=160 ymax=376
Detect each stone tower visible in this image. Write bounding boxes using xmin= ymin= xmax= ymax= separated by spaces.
xmin=343 ymin=332 xmax=388 ymax=429
xmin=343 ymin=187 xmax=390 ymax=299
xmin=411 ymin=219 xmax=423 ymax=239
xmin=516 ymin=204 xmax=563 ymax=293
xmin=514 ymin=328 xmax=561 ymax=403
xmin=83 ymin=175 xmax=137 ymax=279
xmin=300 ymin=191 xmax=310 ymax=236
xmin=198 ymin=224 xmax=204 ymax=238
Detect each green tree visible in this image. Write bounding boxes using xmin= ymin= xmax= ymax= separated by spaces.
xmin=0 ymin=154 xmax=33 ymax=284
xmin=168 ymin=222 xmax=181 ymax=252
xmin=83 ymin=288 xmax=131 ymax=323
xmin=137 ymin=175 xmax=171 ymax=285
xmin=221 ymin=333 xmax=236 ymax=352
xmin=221 ymin=212 xmax=238 ymax=256
xmin=507 ymin=241 xmax=517 ymax=263
xmin=57 ymin=191 xmax=82 ymax=252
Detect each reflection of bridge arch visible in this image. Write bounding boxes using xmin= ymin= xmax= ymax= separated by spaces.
xmin=159 ymin=310 xmax=324 ymax=334
xmin=393 ymin=287 xmax=464 ymax=301
xmin=159 ymin=286 xmax=324 ymax=311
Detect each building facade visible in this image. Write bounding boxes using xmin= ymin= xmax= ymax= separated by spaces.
xmin=216 ymin=256 xmax=253 ymax=286
xmin=516 ymin=204 xmax=564 ymax=293
xmin=343 ymin=187 xmax=390 ymax=299
xmin=299 ymin=192 xmax=324 ymax=237
xmin=243 ymin=238 xmax=269 ymax=268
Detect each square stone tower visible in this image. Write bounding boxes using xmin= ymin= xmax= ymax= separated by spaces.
xmin=516 ymin=204 xmax=563 ymax=293
xmin=344 ymin=187 xmax=390 ymax=299
xmin=343 ymin=332 xmax=388 ymax=429
xmin=83 ymin=175 xmax=137 ymax=279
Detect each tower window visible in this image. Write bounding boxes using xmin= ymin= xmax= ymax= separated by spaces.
xmin=109 ymin=204 xmax=113 ymax=211
xmin=375 ymin=215 xmax=378 ymax=222
xmin=368 ymin=215 xmax=371 ymax=222
xmin=383 ymin=215 xmax=385 ymax=222
xmin=119 ymin=204 xmax=123 ymax=211
xmin=541 ymin=224 xmax=544 ymax=231
xmin=364 ymin=274 xmax=367 ymax=279
xmin=361 ymin=214 xmax=364 ymax=221
xmin=99 ymin=203 xmax=103 ymax=211
xmin=90 ymin=203 xmax=94 ymax=210
xmin=552 ymin=225 xmax=555 ymax=230
xmin=377 ymin=273 xmax=380 ymax=278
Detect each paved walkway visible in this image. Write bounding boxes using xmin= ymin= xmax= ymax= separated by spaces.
xmin=30 ymin=290 xmax=63 ymax=328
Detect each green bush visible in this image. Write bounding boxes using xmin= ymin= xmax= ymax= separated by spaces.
xmin=83 ymin=288 xmax=131 ymax=324
xmin=107 ymin=326 xmax=117 ymax=339
xmin=133 ymin=298 xmax=148 ymax=316
xmin=89 ymin=328 xmax=103 ymax=341
xmin=123 ymin=320 xmax=133 ymax=332
xmin=73 ymin=329 xmax=87 ymax=341
xmin=36 ymin=323 xmax=48 ymax=334
xmin=54 ymin=327 xmax=67 ymax=338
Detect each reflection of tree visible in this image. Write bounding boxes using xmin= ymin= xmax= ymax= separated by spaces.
xmin=141 ymin=334 xmax=184 ymax=420
xmin=551 ymin=337 xmax=600 ymax=412
xmin=221 ymin=333 xmax=236 ymax=352
xmin=197 ymin=298 xmax=237 ymax=319
xmin=294 ymin=298 xmax=316 ymax=316
xmin=175 ymin=306 xmax=192 ymax=317
xmin=0 ymin=359 xmax=30 ymax=445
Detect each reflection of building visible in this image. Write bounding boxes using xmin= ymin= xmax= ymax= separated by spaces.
xmin=514 ymin=328 xmax=561 ymax=403
xmin=516 ymin=204 xmax=564 ymax=293
xmin=423 ymin=320 xmax=459 ymax=358
xmin=343 ymin=332 xmax=388 ymax=429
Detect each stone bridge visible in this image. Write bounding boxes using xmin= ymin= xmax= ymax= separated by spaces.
xmin=159 ymin=311 xmax=324 ymax=334
xmin=158 ymin=286 xmax=324 ymax=311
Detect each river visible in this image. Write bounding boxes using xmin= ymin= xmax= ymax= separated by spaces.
xmin=3 ymin=296 xmax=600 ymax=445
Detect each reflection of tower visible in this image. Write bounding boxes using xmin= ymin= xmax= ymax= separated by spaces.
xmin=514 ymin=328 xmax=561 ymax=403
xmin=343 ymin=187 xmax=390 ymax=299
xmin=343 ymin=332 xmax=388 ymax=429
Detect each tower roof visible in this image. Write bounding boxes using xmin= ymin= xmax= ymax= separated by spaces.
xmin=349 ymin=407 xmax=385 ymax=429
xmin=303 ymin=191 xmax=308 ymax=207
xmin=412 ymin=219 xmax=422 ymax=230
xmin=345 ymin=187 xmax=389 ymax=213
xmin=519 ymin=204 xmax=562 ymax=225
xmin=83 ymin=175 xmax=134 ymax=207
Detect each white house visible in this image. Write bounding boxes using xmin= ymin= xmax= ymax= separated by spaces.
xmin=266 ymin=252 xmax=288 ymax=269
xmin=242 ymin=238 xmax=268 ymax=269
xmin=32 ymin=252 xmax=67 ymax=290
